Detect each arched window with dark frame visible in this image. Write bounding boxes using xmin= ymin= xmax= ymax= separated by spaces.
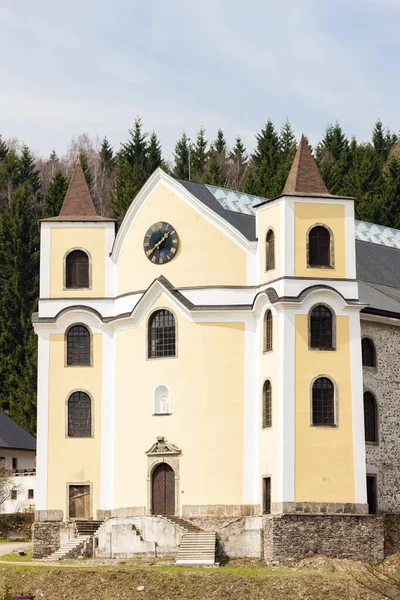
xmin=264 ymin=310 xmax=273 ymax=352
xmin=148 ymin=310 xmax=176 ymax=358
xmin=67 ymin=325 xmax=91 ymax=366
xmin=262 ymin=380 xmax=272 ymax=428
xmin=310 ymin=305 xmax=334 ymax=349
xmin=364 ymin=392 xmax=378 ymax=443
xmin=362 ymin=338 xmax=376 ymax=367
xmin=308 ymin=225 xmax=331 ymax=267
xmin=266 ymin=229 xmax=275 ymax=271
xmin=68 ymin=391 xmax=91 ymax=437
xmin=312 ymin=377 xmax=335 ymax=426
xmin=65 ymin=250 xmax=89 ymax=289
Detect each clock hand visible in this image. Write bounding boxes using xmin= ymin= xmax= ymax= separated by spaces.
xmin=147 ymin=231 xmax=171 ymax=255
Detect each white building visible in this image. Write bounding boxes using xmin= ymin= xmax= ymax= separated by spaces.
xmin=0 ymin=411 xmax=36 ymax=514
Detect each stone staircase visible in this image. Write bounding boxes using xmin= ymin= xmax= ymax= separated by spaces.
xmin=45 ymin=520 xmax=103 ymax=561
xmin=164 ymin=516 xmax=217 ymax=566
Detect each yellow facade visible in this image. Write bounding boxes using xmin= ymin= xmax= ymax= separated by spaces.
xmin=116 ymin=183 xmax=247 ymax=294
xmin=50 ymin=228 xmax=105 ymax=298
xmin=294 ymin=314 xmax=355 ymax=502
xmin=37 ymin=166 xmax=365 ymax=520
xmin=294 ymin=203 xmax=346 ymax=278
xmin=47 ymin=332 xmax=102 ymax=515
xmin=113 ymin=296 xmax=245 ymax=510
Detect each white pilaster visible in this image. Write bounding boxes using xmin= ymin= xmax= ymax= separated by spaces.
xmin=35 ymin=332 xmax=50 ymax=510
xmin=242 ymin=317 xmax=259 ymax=504
xmin=277 ymin=308 xmax=295 ymax=503
xmin=349 ymin=311 xmax=367 ymax=503
xmin=100 ymin=328 xmax=115 ymax=509
xmin=39 ymin=224 xmax=51 ymax=299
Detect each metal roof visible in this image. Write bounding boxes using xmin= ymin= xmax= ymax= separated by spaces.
xmin=0 ymin=411 xmax=36 ymax=451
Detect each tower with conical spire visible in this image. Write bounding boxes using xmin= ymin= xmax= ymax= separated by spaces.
xmin=254 ymin=135 xmax=365 ymax=522
xmin=39 ymin=161 xmax=116 ymax=298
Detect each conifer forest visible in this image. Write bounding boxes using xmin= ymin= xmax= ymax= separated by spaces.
xmin=0 ymin=118 xmax=399 ymax=434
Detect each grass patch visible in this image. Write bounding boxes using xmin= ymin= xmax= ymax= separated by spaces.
xmin=0 ymin=551 xmax=32 ymax=562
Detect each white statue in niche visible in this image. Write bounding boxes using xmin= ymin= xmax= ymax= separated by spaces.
xmin=160 ymin=394 xmax=168 ymax=414
xmin=154 ymin=385 xmax=170 ymax=414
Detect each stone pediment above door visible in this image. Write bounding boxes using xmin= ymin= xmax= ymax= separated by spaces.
xmin=145 ymin=436 xmax=181 ymax=457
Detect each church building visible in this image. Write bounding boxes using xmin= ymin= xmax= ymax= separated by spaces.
xmin=32 ymin=138 xmax=400 ymax=563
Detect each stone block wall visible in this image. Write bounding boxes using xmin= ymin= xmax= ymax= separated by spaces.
xmin=264 ymin=514 xmax=384 ymax=565
xmin=182 ymin=504 xmax=259 ymax=518
xmin=32 ymin=522 xmax=61 ymax=559
xmin=362 ymin=320 xmax=400 ymax=513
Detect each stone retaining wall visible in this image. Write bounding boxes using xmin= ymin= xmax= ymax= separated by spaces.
xmin=264 ymin=514 xmax=384 ymax=565
xmin=32 ymin=522 xmax=61 ymax=559
xmin=182 ymin=504 xmax=259 ymax=518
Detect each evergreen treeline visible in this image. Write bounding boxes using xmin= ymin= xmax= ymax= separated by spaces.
xmin=0 ymin=118 xmax=400 ymax=433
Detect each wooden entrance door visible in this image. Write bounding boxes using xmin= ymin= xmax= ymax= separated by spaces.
xmin=69 ymin=485 xmax=91 ymax=519
xmin=152 ymin=463 xmax=175 ymax=515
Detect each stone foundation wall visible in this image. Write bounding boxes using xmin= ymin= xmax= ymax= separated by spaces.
xmin=32 ymin=522 xmax=61 ymax=559
xmin=361 ymin=320 xmax=400 ymax=513
xmin=383 ymin=514 xmax=400 ymax=556
xmin=273 ymin=502 xmax=368 ymax=514
xmin=218 ymin=517 xmax=264 ymax=560
xmin=182 ymin=505 xmax=259 ymax=518
xmin=264 ymin=514 xmax=384 ymax=565
xmin=186 ymin=517 xmax=240 ymax=531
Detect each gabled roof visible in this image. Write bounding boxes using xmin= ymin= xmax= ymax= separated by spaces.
xmin=0 ymin=411 xmax=36 ymax=451
xmin=41 ymin=162 xmax=114 ymax=222
xmin=283 ymin=135 xmax=329 ymax=195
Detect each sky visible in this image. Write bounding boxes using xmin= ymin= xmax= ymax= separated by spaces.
xmin=0 ymin=0 xmax=399 ymax=160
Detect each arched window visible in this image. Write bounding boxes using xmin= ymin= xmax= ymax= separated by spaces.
xmin=148 ymin=310 xmax=176 ymax=358
xmin=310 ymin=305 xmax=334 ymax=349
xmin=362 ymin=338 xmax=376 ymax=367
xmin=308 ymin=225 xmax=331 ymax=267
xmin=266 ymin=230 xmax=275 ymax=271
xmin=312 ymin=377 xmax=335 ymax=426
xmin=67 ymin=325 xmax=91 ymax=366
xmin=65 ymin=250 xmax=89 ymax=289
xmin=68 ymin=391 xmax=91 ymax=437
xmin=263 ymin=310 xmax=273 ymax=352
xmin=262 ymin=380 xmax=272 ymax=428
xmin=364 ymin=392 xmax=378 ymax=443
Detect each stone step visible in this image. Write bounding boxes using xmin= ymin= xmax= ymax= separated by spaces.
xmin=175 ymin=530 xmax=216 ymax=566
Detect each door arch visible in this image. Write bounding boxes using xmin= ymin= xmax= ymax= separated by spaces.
xmin=152 ymin=463 xmax=175 ymax=515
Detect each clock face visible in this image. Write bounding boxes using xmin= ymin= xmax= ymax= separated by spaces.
xmin=143 ymin=222 xmax=179 ymax=265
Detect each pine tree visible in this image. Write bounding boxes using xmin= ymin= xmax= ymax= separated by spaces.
xmin=0 ymin=149 xmax=21 ymax=206
xmin=191 ymin=128 xmax=208 ymax=181
xmin=173 ymin=132 xmax=190 ymax=180
xmin=147 ymin=132 xmax=162 ymax=175
xmin=44 ymin=170 xmax=69 ymax=217
xmin=214 ymin=129 xmax=226 ymax=155
xmin=316 ymin=123 xmax=350 ymax=193
xmin=18 ymin=146 xmax=41 ymax=194
xmin=372 ymin=120 xmax=397 ymax=162
xmin=0 ymin=184 xmax=39 ymax=433
xmin=228 ymin=137 xmax=248 ymax=190
xmin=253 ymin=121 xmax=281 ymax=197
xmin=113 ymin=119 xmax=149 ymax=224
xmin=100 ymin=137 xmax=114 ymax=174
xmin=280 ymin=120 xmax=296 ymax=159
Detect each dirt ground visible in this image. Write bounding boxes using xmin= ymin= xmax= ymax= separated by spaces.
xmin=0 ymin=555 xmax=398 ymax=600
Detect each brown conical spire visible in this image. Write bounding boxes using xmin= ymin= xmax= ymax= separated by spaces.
xmin=283 ymin=135 xmax=328 ymax=195
xmin=59 ymin=161 xmax=97 ymax=218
